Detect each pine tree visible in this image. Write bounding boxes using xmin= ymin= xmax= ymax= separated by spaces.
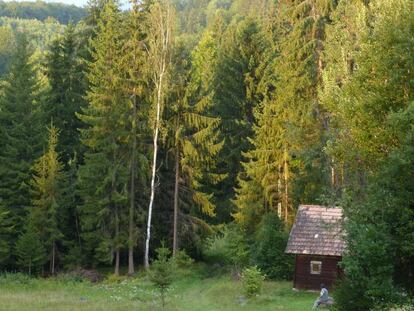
xmin=30 ymin=124 xmax=64 ymax=275
xmin=77 ymin=0 xmax=129 ymax=275
xmin=0 ymin=33 xmax=43 ymax=238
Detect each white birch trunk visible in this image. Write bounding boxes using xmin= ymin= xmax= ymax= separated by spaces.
xmin=144 ymin=74 xmax=163 ymax=269
xmin=144 ymin=0 xmax=173 ymax=269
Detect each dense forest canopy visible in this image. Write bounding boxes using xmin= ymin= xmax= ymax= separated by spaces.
xmin=0 ymin=0 xmax=413 ymax=310
xmin=0 ymin=1 xmax=86 ymax=24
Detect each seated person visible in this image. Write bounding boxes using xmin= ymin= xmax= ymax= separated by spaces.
xmin=313 ymin=283 xmax=332 ymax=309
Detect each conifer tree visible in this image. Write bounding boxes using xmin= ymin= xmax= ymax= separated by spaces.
xmin=167 ymin=36 xmax=224 ymax=256
xmin=121 ymin=0 xmax=151 ymax=275
xmin=202 ymin=17 xmax=268 ymax=221
xmin=77 ymin=0 xmax=129 ymax=275
xmin=30 ymin=124 xmax=64 ymax=274
xmin=0 ymin=33 xmax=43 ymax=236
xmin=44 ymin=23 xmax=87 ymax=165
xmin=236 ymin=0 xmax=336 ymax=227
xmin=0 ymin=206 xmax=13 ymax=267
xmin=15 ymin=222 xmax=46 ymax=275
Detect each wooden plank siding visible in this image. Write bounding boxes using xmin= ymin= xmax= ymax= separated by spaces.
xmin=293 ymin=255 xmax=342 ymax=290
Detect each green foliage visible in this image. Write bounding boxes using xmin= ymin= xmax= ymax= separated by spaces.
xmin=252 ymin=213 xmax=293 ymax=280
xmin=149 ymin=245 xmax=176 ymax=309
xmin=30 ymin=125 xmax=64 ymax=274
xmin=77 ymin=0 xmax=129 ymax=268
xmin=242 ymin=266 xmax=264 ymax=298
xmin=335 ymin=103 xmax=414 ymax=309
xmin=104 ymin=274 xmax=128 ymax=284
xmin=43 ymin=22 xmax=87 ymax=164
xmin=0 ymin=16 xmax=64 ymax=55
xmin=0 ymin=32 xmax=43 ymax=235
xmin=203 ymin=225 xmax=249 ymax=267
xmin=15 ymin=224 xmax=47 ymax=275
xmin=0 ymin=206 xmax=13 ymax=266
xmin=172 ymin=250 xmax=194 ymax=268
xmin=0 ymin=1 xmax=86 ymax=24
xmin=0 ymin=26 xmax=15 ymax=77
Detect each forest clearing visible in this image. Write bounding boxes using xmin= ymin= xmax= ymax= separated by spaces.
xmin=0 ymin=0 xmax=413 ymax=310
xmin=0 ymin=266 xmax=315 ymax=311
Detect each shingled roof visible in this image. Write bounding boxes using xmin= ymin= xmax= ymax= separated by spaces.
xmin=285 ymin=205 xmax=346 ymax=256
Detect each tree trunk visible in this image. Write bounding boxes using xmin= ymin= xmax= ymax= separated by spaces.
xmin=173 ymin=147 xmax=179 ymax=257
xmin=283 ymin=149 xmax=289 ymax=224
xmin=51 ymin=241 xmax=56 ymax=275
xmin=114 ymin=207 xmax=120 ymax=276
xmin=144 ymin=1 xmax=172 ymax=269
xmin=128 ymin=93 xmax=137 ymax=276
xmin=145 ymin=73 xmax=164 ymax=269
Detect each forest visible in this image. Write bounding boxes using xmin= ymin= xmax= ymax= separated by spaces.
xmin=0 ymin=0 xmax=413 ymax=310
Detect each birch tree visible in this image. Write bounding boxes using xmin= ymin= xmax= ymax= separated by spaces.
xmin=144 ymin=0 xmax=174 ymax=269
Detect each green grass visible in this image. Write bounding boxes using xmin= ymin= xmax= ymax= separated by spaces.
xmin=0 ymin=266 xmax=316 ymax=311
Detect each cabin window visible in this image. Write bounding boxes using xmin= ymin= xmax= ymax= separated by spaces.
xmin=310 ymin=261 xmax=322 ymax=274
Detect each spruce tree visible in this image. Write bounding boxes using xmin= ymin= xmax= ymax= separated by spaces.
xmin=167 ymin=36 xmax=224 ymax=256
xmin=15 ymin=223 xmax=46 ymax=275
xmin=235 ymin=0 xmax=336 ymax=227
xmin=121 ymin=0 xmax=151 ymax=275
xmin=0 ymin=205 xmax=13 ymax=267
xmin=77 ymin=0 xmax=129 ymax=274
xmin=44 ymin=23 xmax=87 ymax=165
xmin=209 ymin=17 xmax=268 ymax=222
xmin=0 ymin=33 xmax=43 ymax=236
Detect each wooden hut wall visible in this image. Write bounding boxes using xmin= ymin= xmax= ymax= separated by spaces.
xmin=294 ymin=255 xmax=342 ymax=290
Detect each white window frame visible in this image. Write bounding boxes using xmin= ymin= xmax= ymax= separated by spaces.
xmin=310 ymin=260 xmax=322 ymax=275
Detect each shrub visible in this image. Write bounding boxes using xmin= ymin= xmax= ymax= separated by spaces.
xmin=104 ymin=274 xmax=128 ymax=284
xmin=242 ymin=266 xmax=264 ymax=298
xmin=172 ymin=250 xmax=194 ymax=268
xmin=252 ymin=213 xmax=294 ymax=280
xmin=0 ymin=273 xmax=33 ymax=285
xmin=203 ymin=224 xmax=249 ymax=268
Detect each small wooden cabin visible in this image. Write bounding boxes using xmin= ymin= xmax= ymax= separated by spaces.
xmin=285 ymin=205 xmax=345 ymax=291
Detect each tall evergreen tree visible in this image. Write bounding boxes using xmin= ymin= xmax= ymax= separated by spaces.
xmin=121 ymin=0 xmax=151 ymax=275
xmin=44 ymin=23 xmax=87 ymax=165
xmin=77 ymin=0 xmax=129 ymax=275
xmin=211 ymin=17 xmax=269 ymax=222
xmin=0 ymin=33 xmax=43 ymax=237
xmin=236 ymin=0 xmax=336 ymax=228
xmin=166 ymin=36 xmax=224 ymax=256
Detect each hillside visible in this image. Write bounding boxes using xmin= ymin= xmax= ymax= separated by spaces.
xmin=0 ymin=1 xmax=86 ymax=24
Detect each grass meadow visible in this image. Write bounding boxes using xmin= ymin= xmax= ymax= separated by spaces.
xmin=0 ymin=265 xmax=316 ymax=311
